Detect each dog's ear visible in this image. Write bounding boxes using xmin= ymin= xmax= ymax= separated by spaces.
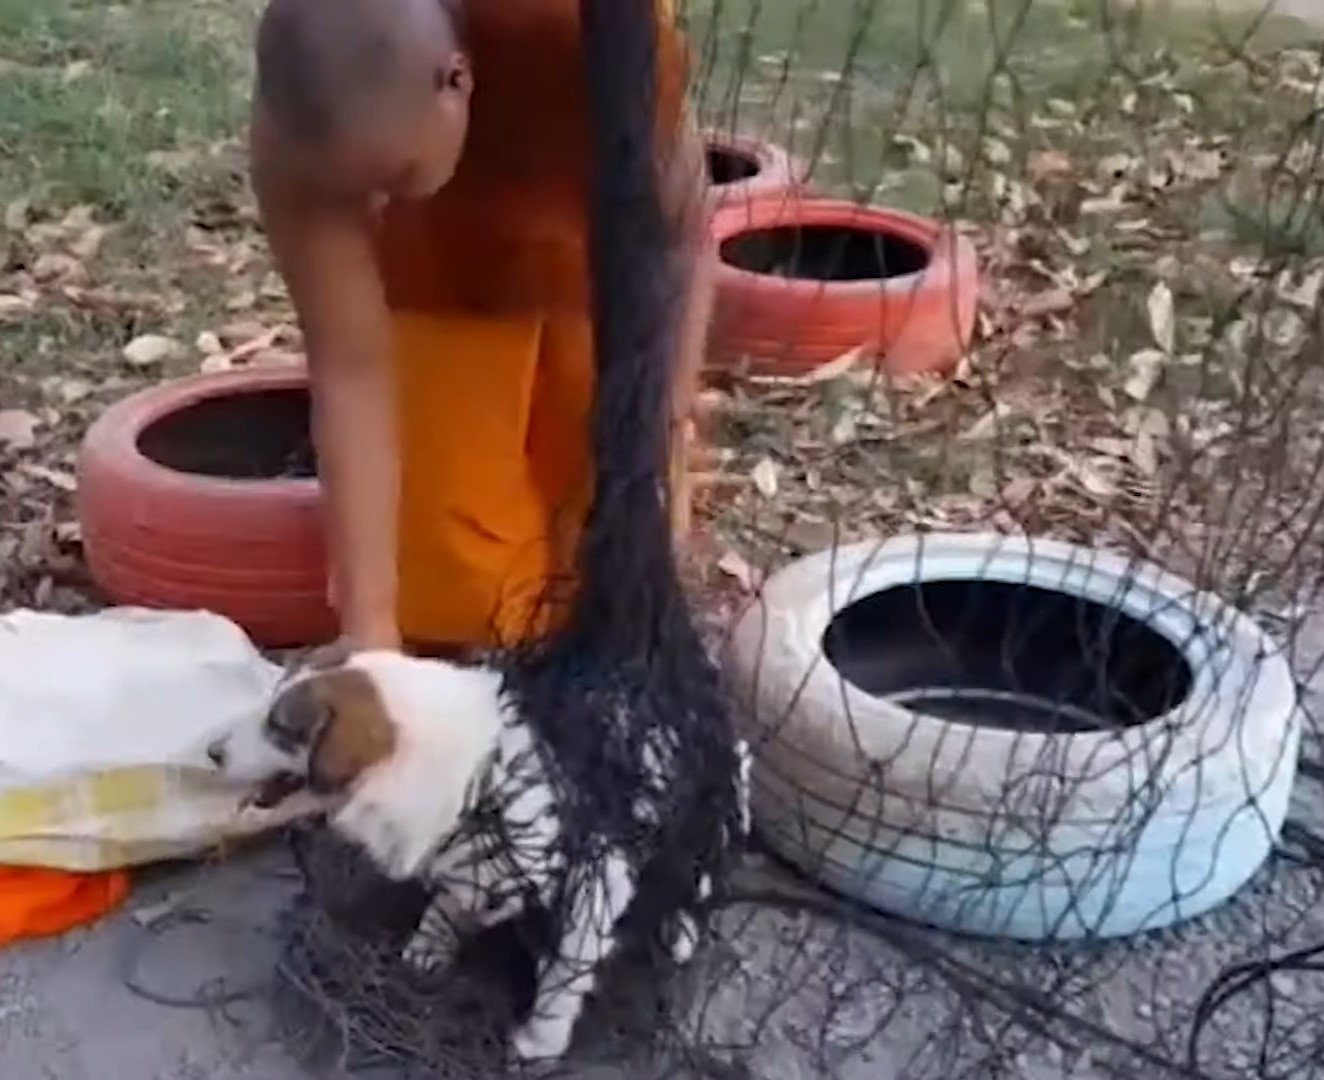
xmin=283 ymin=639 xmax=354 ymax=683
xmin=303 ymin=668 xmax=398 ymax=795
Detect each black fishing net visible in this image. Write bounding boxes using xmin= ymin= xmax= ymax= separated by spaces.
xmin=272 ymin=1 xmax=1324 ymax=1079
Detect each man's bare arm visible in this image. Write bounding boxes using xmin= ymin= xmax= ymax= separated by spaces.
xmin=253 ymin=129 xmax=402 ymax=650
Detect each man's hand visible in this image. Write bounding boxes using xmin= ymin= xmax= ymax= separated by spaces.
xmin=252 ymin=114 xmax=402 ymax=652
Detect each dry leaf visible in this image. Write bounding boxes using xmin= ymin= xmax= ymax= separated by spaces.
xmin=4 ymin=198 xmax=30 ymax=232
xmin=18 ymin=463 xmax=77 ymax=492
xmin=797 ymin=345 xmax=868 ymax=385
xmin=1074 ymin=459 xmax=1116 ymax=498
xmin=32 ymin=253 xmax=84 ymax=284
xmin=0 ymin=409 xmax=38 ymax=450
xmin=784 ymin=520 xmax=839 ymax=552
xmin=146 ymin=148 xmax=202 ymax=174
xmin=1080 ymin=188 xmax=1128 ymax=215
xmin=52 ymin=377 xmax=93 ymax=404
xmin=250 ymin=347 xmax=305 ymax=368
xmin=1021 ymin=288 xmax=1074 ymax=318
xmin=1123 ymin=349 xmax=1166 ymax=401
xmin=1027 ymin=149 xmax=1072 ymax=180
xmin=69 ymin=224 xmax=108 ymax=261
xmin=1147 ymin=281 xmax=1175 ymax=354
xmin=199 ymin=355 xmax=231 ymax=374
xmin=961 ymin=403 xmax=1012 ymax=441
xmin=716 ymin=550 xmax=756 ymax=592
xmin=1132 ymin=430 xmax=1159 ymax=475
xmin=892 ymin=134 xmax=932 ymax=164
xmin=54 ymin=521 xmax=82 ymax=545
xmin=983 ymin=137 xmax=1012 ymax=165
xmin=123 ymin=333 xmax=186 ymax=367
xmin=61 ymin=285 xmax=168 ymax=315
xmin=196 ymin=330 xmax=223 ymax=356
xmin=751 ymin=457 xmax=780 ymax=499
xmin=61 ymin=205 xmax=96 ymax=231
xmin=0 ymin=293 xmax=35 ymax=319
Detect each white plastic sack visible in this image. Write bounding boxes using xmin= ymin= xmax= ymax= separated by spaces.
xmin=0 ymin=606 xmax=321 ymax=872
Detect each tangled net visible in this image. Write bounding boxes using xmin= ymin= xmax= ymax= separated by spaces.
xmin=272 ymin=1 xmax=1324 ymax=1079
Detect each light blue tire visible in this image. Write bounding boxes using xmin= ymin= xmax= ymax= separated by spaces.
xmin=725 ymin=533 xmax=1300 ymax=941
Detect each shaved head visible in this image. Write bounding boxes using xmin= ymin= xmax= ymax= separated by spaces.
xmin=256 ymin=0 xmax=466 ymax=145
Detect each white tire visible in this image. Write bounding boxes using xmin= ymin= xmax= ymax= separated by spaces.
xmin=725 ymin=533 xmax=1300 ymax=940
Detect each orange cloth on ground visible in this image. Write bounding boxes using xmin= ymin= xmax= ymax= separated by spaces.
xmin=376 ymin=0 xmax=688 ymax=649
xmin=0 ymin=867 xmax=129 ymax=947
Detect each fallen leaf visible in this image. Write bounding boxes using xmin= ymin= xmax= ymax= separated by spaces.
xmin=1021 ymin=288 xmax=1074 ymax=319
xmin=145 ymin=148 xmax=202 ymax=174
xmin=751 ymin=457 xmax=780 ymax=499
xmin=61 ymin=285 xmax=168 ymax=315
xmin=4 ymin=198 xmax=30 ymax=232
xmin=61 ymin=205 xmax=96 ymax=231
xmin=18 ymin=463 xmax=77 ymax=492
xmin=212 ymin=326 xmax=283 ymax=369
xmin=829 ymin=411 xmax=858 ymax=445
xmin=784 ymin=520 xmax=839 ymax=552
xmin=218 ymin=320 xmax=267 ymax=346
xmin=1074 ymin=460 xmax=1116 ymax=498
xmin=195 ymin=330 xmax=223 ymax=355
xmin=961 ymin=403 xmax=1013 ymax=441
xmin=250 ymin=347 xmax=305 ymax=368
xmin=259 ymin=273 xmax=287 ymax=300
xmin=1027 ymin=149 xmax=1072 ymax=180
xmin=52 ymin=377 xmax=93 ymax=403
xmin=32 ymin=253 xmax=84 ymax=284
xmin=1123 ymin=349 xmax=1166 ymax=401
xmin=796 ymin=345 xmax=868 ymax=385
xmin=0 ymin=409 xmax=38 ymax=449
xmin=983 ymin=136 xmax=1012 ymax=165
xmin=1080 ymin=188 xmax=1128 ymax=215
xmin=892 ymin=134 xmax=931 ymax=164
xmin=1098 ymin=152 xmax=1137 ymax=179
xmin=716 ymin=550 xmax=756 ymax=592
xmin=123 ymin=333 xmax=186 ymax=367
xmin=199 ymin=355 xmax=232 ymax=374
xmin=1132 ymin=430 xmax=1159 ymax=475
xmin=0 ymin=293 xmax=35 ymax=319
xmin=69 ymin=224 xmax=108 ymax=261
xmin=1169 ymin=147 xmax=1222 ymax=183
xmin=1147 ymin=281 xmax=1175 ymax=354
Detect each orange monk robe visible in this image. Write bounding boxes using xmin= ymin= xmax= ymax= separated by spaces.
xmin=375 ymin=0 xmax=689 ymax=650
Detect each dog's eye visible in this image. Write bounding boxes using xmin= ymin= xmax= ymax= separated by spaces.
xmin=264 ymin=686 xmax=332 ymax=752
xmin=265 ymin=716 xmax=304 ymax=752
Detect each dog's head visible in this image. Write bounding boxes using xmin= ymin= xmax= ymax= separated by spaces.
xmin=205 ymin=641 xmax=390 ymax=806
xmin=207 ymin=645 xmax=506 ymax=880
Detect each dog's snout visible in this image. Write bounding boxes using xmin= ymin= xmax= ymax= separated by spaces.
xmin=206 ymin=739 xmax=227 ymax=768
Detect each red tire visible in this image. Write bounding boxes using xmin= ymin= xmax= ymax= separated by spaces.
xmin=708 ymin=198 xmax=980 ymax=377
xmin=703 ymin=130 xmax=803 ymax=211
xmin=76 ymin=367 xmax=335 ymax=649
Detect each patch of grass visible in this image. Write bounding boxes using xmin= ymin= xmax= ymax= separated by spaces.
xmin=684 ymin=0 xmax=1319 ymax=212
xmin=0 ymin=0 xmax=257 ymax=211
xmin=0 ymin=0 xmax=263 ymax=361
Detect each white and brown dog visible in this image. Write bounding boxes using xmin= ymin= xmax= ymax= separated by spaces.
xmin=206 ymin=645 xmax=747 ymax=1063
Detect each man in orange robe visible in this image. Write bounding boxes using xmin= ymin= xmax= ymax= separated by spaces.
xmin=250 ymin=0 xmax=711 ymax=654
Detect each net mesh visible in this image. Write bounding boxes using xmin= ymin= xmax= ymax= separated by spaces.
xmin=275 ymin=1 xmax=1324 ymax=1078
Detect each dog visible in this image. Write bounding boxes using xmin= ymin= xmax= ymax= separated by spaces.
xmin=207 ymin=644 xmax=751 ymax=1063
